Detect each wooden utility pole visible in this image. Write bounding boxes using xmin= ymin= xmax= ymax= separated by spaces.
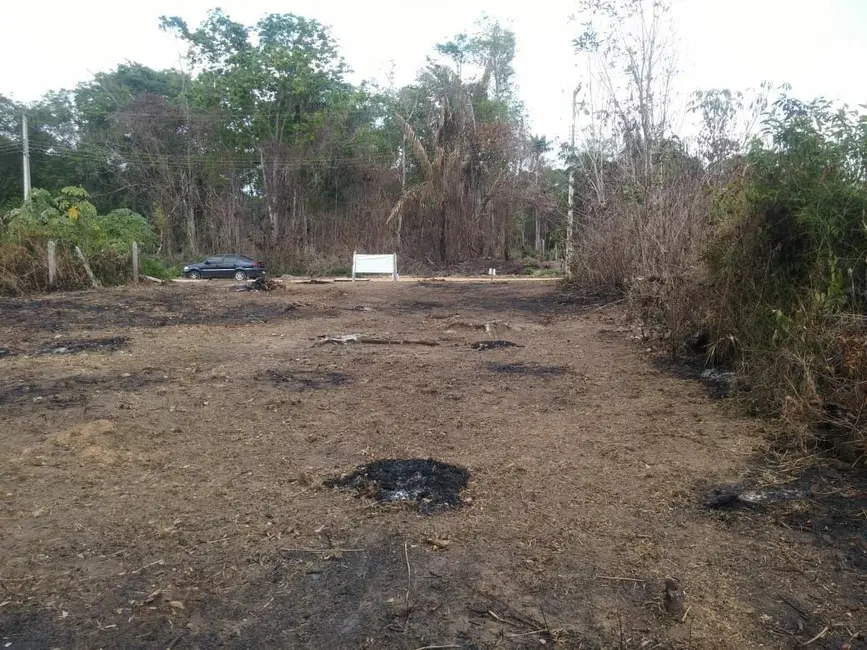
xmin=22 ymin=113 xmax=31 ymax=200
xmin=565 ymin=87 xmax=579 ymax=276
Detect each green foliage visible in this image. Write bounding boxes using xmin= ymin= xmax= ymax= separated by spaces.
xmin=702 ymin=97 xmax=867 ymax=461
xmin=140 ymin=256 xmax=181 ymax=280
xmin=2 ymin=186 xmax=157 ymax=255
xmin=0 ymin=10 xmax=557 ymax=271
xmin=707 ymin=97 xmax=867 ymax=339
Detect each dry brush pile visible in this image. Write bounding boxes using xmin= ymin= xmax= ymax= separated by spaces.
xmin=571 ymin=91 xmax=867 ymax=464
xmin=568 ymin=1 xmax=867 ymax=463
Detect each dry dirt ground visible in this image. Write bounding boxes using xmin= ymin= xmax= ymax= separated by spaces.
xmin=0 ymin=280 xmax=865 ymax=650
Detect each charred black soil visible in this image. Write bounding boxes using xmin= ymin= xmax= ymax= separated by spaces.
xmin=0 ymin=280 xmax=864 ymax=649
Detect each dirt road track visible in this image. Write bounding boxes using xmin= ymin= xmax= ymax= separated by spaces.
xmin=0 ymin=281 xmax=864 ymax=649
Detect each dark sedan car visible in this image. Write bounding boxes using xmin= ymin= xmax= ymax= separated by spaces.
xmin=182 ymin=254 xmax=266 ymax=281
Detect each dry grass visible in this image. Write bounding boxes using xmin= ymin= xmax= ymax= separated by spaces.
xmin=0 ymin=241 xmax=132 ymax=295
xmin=0 ymin=281 xmax=864 ymax=648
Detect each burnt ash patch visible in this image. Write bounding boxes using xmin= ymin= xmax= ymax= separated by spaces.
xmin=1 ymin=536 xmax=558 ymax=649
xmin=326 ymin=458 xmax=469 ymax=513
xmin=701 ymin=465 xmax=867 ymax=572
xmin=0 ymin=370 xmax=168 ymax=408
xmin=0 ymin=383 xmax=86 ymax=409
xmin=34 ymin=336 xmax=129 ymax=356
xmin=653 ymin=356 xmax=735 ymax=399
xmin=0 ymin=290 xmax=303 ymax=332
xmin=488 ymin=362 xmax=567 ymax=377
xmin=471 ymin=340 xmax=522 ymax=351
xmin=702 ymin=484 xmax=809 ymax=511
xmin=263 ymin=369 xmax=352 ymax=390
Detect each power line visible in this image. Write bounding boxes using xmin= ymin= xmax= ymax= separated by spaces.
xmin=24 ymin=151 xmax=398 ymax=168
xmin=23 ymin=140 xmax=403 ymax=168
xmin=23 ymin=150 xmax=402 ymax=172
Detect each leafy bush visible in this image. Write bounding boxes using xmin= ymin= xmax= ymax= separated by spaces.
xmin=702 ymin=97 xmax=867 ymax=461
xmin=3 ymin=187 xmax=157 ymax=255
xmin=140 ymin=256 xmax=182 ymax=280
xmin=0 ymin=187 xmax=158 ymax=293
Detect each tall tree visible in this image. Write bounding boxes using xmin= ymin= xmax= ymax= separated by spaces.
xmin=389 ymin=19 xmax=524 ymax=261
xmin=160 ymin=10 xmax=350 ymax=254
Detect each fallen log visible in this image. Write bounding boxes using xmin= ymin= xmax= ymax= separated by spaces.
xmin=315 ymin=334 xmax=438 ymax=346
xmin=357 ymin=337 xmax=439 ymax=346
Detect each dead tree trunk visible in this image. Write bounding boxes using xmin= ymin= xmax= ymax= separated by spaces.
xmin=261 ymin=148 xmax=279 ymax=246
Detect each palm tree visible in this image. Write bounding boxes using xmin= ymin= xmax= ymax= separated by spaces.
xmin=529 ymin=135 xmax=551 ymax=253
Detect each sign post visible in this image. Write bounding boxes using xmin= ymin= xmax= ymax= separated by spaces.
xmin=352 ymin=252 xmax=398 ymax=281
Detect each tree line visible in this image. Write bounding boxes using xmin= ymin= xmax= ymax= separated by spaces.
xmin=3 ymin=0 xmax=866 ymax=458
xmin=568 ymin=0 xmax=867 ymax=463
xmin=0 ymin=11 xmax=564 ymax=271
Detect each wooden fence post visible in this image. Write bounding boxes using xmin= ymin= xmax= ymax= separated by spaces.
xmin=132 ymin=241 xmax=139 ymax=283
xmin=74 ymin=246 xmax=100 ymax=288
xmin=47 ymin=240 xmax=57 ymax=287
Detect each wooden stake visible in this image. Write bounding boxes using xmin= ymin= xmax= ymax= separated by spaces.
xmin=74 ymin=246 xmax=100 ymax=288
xmin=47 ymin=240 xmax=57 ymax=287
xmin=596 ymin=575 xmax=646 ymax=583
xmin=131 ymin=241 xmax=139 ymax=283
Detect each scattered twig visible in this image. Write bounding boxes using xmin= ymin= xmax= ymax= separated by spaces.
xmin=410 ymin=645 xmax=462 ymax=650
xmin=503 ymin=606 xmax=562 ymax=641
xmin=587 ymin=298 xmax=626 ymax=314
xmin=487 ymin=610 xmax=520 ymax=627
xmin=279 ymin=548 xmax=365 ymax=553
xmin=507 ymin=629 xmax=551 ymax=638
xmin=131 ymin=559 xmax=164 ymax=574
xmin=404 ymin=541 xmax=412 ymax=612
xmin=221 ymin=470 xmax=253 ymax=488
xmin=166 ymin=634 xmax=183 ymax=650
xmin=801 ymin=626 xmax=829 ymax=646
xmin=681 ymin=605 xmax=692 ymax=623
xmin=618 ymin=612 xmax=625 ymax=650
xmin=597 ymin=575 xmax=646 ymax=583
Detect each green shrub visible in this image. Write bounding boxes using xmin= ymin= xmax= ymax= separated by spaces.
xmin=140 ymin=257 xmax=181 ymax=280
xmin=3 ymin=187 xmax=157 ymax=255
xmin=702 ymin=96 xmax=867 ymax=461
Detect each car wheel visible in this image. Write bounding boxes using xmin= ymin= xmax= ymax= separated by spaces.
xmin=234 ymin=270 xmax=248 ymax=281
xmin=189 ymin=270 xmax=202 ymax=280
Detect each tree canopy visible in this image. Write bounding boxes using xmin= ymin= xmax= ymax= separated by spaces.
xmin=1 ymin=10 xmax=558 ymax=269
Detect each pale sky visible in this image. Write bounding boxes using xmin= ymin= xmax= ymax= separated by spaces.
xmin=2 ymin=0 xmax=866 ymax=147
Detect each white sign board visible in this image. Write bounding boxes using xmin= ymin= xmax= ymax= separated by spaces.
xmin=352 ymin=252 xmax=397 ymax=281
